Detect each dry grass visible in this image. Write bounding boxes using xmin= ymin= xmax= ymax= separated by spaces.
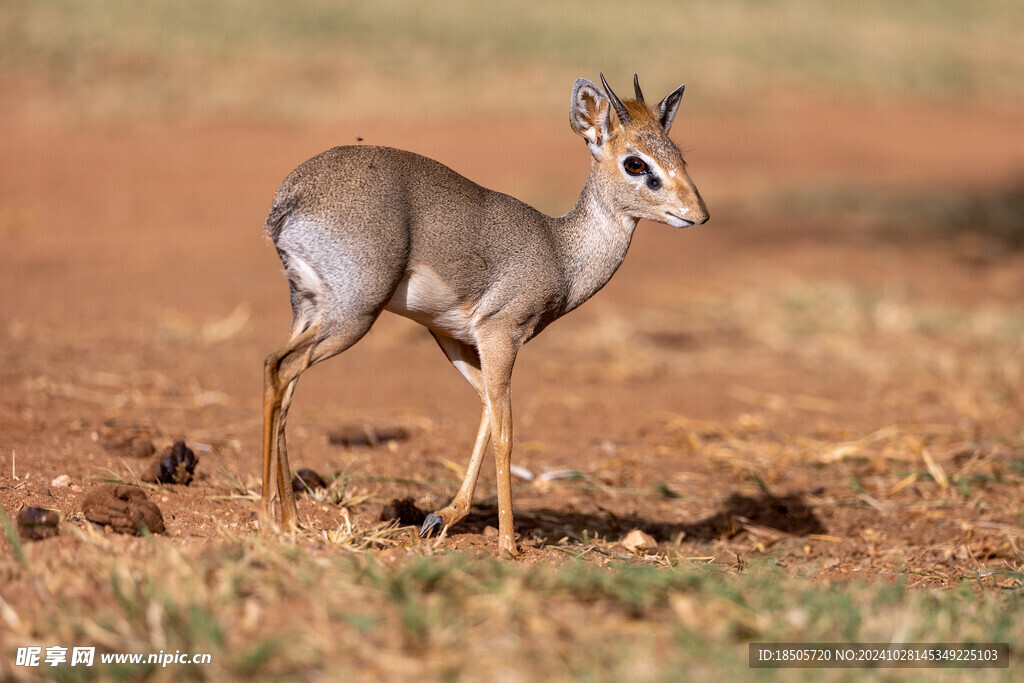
xmin=2 ymin=514 xmax=1022 ymax=680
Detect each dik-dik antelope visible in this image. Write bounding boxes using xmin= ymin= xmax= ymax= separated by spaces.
xmin=262 ymin=74 xmax=709 ymax=557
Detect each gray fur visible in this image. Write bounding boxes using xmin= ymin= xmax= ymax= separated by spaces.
xmin=268 ymin=145 xmax=633 ymax=343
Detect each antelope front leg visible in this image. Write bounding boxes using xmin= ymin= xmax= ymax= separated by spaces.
xmin=488 ymin=381 xmax=517 ymax=558
xmin=420 ymin=404 xmax=491 ymax=539
xmin=480 ymin=338 xmax=520 ymax=558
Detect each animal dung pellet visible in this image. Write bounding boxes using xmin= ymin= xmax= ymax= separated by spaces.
xmin=98 ymin=421 xmax=156 ymax=458
xmin=379 ymin=497 xmax=427 ymax=527
xmin=17 ymin=506 xmax=61 ymax=541
xmin=81 ymin=484 xmax=165 ymax=535
xmin=291 ymin=468 xmax=327 ymax=493
xmin=143 ymin=440 xmax=198 ymax=485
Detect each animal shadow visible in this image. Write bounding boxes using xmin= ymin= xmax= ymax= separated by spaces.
xmin=456 ymin=490 xmax=827 ymax=546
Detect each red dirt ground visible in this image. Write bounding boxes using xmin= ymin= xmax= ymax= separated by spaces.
xmin=2 ymin=96 xmax=1023 ymax=582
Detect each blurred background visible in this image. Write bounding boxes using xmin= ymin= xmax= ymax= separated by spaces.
xmin=5 ymin=0 xmax=1024 ymax=119
xmin=2 ymin=0 xmax=1022 ymax=422
xmin=2 ymin=0 xmax=1023 ymax=460
xmin=3 ymin=0 xmax=1023 ymax=427
xmin=4 ymin=0 xmax=1024 ymax=235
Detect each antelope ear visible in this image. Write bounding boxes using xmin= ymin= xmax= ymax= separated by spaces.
xmin=656 ymin=84 xmax=685 ymax=132
xmin=569 ymin=78 xmax=611 ymax=160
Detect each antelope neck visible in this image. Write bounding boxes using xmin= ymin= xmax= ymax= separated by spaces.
xmin=553 ymin=166 xmax=639 ymax=314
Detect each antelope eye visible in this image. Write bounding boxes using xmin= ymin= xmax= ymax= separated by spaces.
xmin=623 ymin=156 xmax=647 ymax=175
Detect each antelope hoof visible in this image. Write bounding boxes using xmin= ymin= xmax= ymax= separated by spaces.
xmin=419 ymin=512 xmax=446 ymax=538
xmin=499 ymin=543 xmax=521 ymax=559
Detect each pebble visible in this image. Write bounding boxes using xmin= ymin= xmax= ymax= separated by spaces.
xmin=620 ymin=529 xmax=658 ymax=553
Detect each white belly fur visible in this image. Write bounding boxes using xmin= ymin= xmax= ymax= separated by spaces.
xmin=385 ymin=264 xmax=477 ymax=344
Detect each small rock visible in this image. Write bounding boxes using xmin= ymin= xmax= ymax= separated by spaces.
xmin=17 ymin=506 xmax=61 ymax=541
xmin=291 ymin=468 xmax=327 ymax=494
xmin=143 ymin=440 xmax=198 ymax=485
xmin=379 ymin=497 xmax=426 ymax=526
xmin=82 ymin=484 xmax=165 ymax=535
xmin=482 ymin=525 xmax=499 ymax=538
xmin=51 ymin=474 xmax=73 ymax=488
xmin=620 ymin=529 xmax=658 ymax=553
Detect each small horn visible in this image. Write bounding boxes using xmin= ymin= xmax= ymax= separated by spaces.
xmin=633 ymin=74 xmax=645 ymax=103
xmin=600 ymin=73 xmax=630 ymax=124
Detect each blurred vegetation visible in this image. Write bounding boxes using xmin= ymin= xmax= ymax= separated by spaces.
xmin=2 ymin=0 xmax=1024 ymax=122
xmin=946 ymin=181 xmax=1024 ymax=252
xmin=2 ymin=526 xmax=1022 ymax=680
xmin=771 ymin=178 xmax=1024 ymax=253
